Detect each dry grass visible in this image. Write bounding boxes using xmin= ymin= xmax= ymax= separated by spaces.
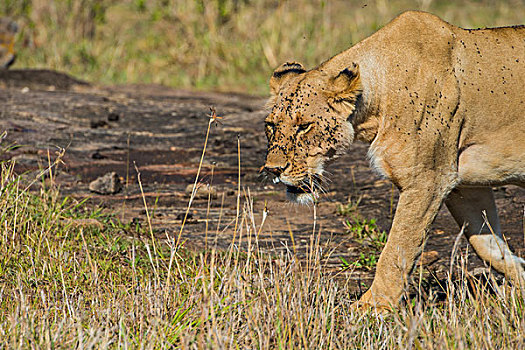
xmin=1 ymin=1 xmax=525 ymax=347
xmin=1 ymin=160 xmax=525 ymax=348
xmin=2 ymin=0 xmax=525 ymax=94
xmin=0 ymin=118 xmax=524 ymax=348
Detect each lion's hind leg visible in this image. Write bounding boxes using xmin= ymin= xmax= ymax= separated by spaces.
xmin=445 ymin=186 xmax=525 ymax=285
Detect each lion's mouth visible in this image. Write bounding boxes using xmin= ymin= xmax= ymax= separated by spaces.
xmin=285 ymin=181 xmax=319 ymax=204
xmin=284 ymin=174 xmax=324 ymax=200
xmin=286 ymin=184 xmax=313 ymax=194
xmin=265 ymin=171 xmax=324 ymax=203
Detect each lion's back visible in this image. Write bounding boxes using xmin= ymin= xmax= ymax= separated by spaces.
xmin=452 ymin=24 xmax=524 ymax=128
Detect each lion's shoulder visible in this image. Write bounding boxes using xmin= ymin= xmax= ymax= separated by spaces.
xmin=387 ymin=10 xmax=454 ymax=34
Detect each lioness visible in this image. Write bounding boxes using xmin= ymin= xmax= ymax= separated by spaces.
xmin=263 ymin=11 xmax=525 ymax=309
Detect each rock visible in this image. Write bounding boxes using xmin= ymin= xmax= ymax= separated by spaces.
xmin=176 ymin=212 xmax=193 ymax=221
xmin=107 ymin=112 xmax=120 ymax=121
xmin=90 ymin=120 xmax=108 ymax=129
xmin=89 ymin=172 xmax=122 ymax=195
xmin=471 ymin=267 xmax=491 ymax=277
xmin=185 ymin=183 xmax=217 ymax=199
xmin=91 ymin=151 xmax=106 ymax=159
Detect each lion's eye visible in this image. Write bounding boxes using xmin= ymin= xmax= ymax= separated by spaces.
xmin=265 ymin=122 xmax=276 ymax=139
xmin=297 ymin=122 xmax=313 ymax=133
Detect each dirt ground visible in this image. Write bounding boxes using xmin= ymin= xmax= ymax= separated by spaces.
xmin=1 ymin=69 xmax=524 ymax=290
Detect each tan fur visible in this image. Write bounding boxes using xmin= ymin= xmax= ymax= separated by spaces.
xmin=264 ymin=11 xmax=525 ymax=309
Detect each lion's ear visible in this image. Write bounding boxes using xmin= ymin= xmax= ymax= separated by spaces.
xmin=327 ymin=63 xmax=362 ymax=112
xmin=269 ymin=62 xmax=306 ymax=95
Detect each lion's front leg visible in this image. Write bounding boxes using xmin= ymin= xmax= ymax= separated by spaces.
xmin=357 ymin=182 xmax=447 ymax=310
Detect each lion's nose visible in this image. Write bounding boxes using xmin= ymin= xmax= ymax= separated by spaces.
xmin=264 ymin=165 xmax=284 ymax=176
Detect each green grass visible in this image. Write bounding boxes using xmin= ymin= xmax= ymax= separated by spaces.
xmin=337 ymin=196 xmax=387 ymax=269
xmin=346 ymin=217 xmax=387 ymax=269
xmin=2 ymin=0 xmax=525 ymax=94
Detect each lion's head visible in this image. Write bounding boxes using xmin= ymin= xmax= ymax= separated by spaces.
xmin=263 ymin=61 xmax=362 ymax=204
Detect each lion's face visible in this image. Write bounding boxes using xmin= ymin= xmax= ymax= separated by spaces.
xmin=263 ymin=62 xmax=362 ymax=204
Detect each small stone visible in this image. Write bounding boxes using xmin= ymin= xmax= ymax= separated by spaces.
xmin=89 ymin=172 xmax=122 ymax=195
xmin=471 ymin=267 xmax=491 ymax=277
xmin=176 ymin=212 xmax=193 ymax=221
xmin=185 ymin=183 xmax=217 ymax=199
xmin=90 ymin=120 xmax=108 ymax=129
xmin=107 ymin=112 xmax=120 ymax=121
xmin=91 ymin=151 xmax=106 ymax=159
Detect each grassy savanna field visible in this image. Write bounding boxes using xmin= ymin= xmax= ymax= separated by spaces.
xmin=1 ymin=0 xmax=525 ymax=348
xmin=2 ymin=0 xmax=525 ymax=93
